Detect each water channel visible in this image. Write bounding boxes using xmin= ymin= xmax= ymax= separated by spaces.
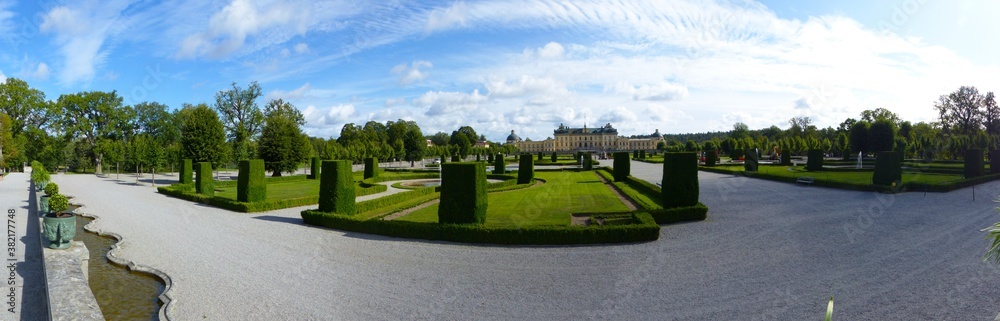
xmin=73 ymin=212 xmax=165 ymax=320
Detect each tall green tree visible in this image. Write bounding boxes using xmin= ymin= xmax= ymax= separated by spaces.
xmin=868 ymin=118 xmax=897 ymax=153
xmin=59 ymin=91 xmax=131 ymax=174
xmin=214 ymin=81 xmax=264 ymax=161
xmin=258 ymin=112 xmax=310 ymax=176
xmin=935 ymin=86 xmax=985 ymax=137
xmin=0 ymin=113 xmax=16 ymax=170
xmin=0 ymin=78 xmax=54 ymax=136
xmin=263 ymin=98 xmax=305 ymax=126
xmin=402 ymin=123 xmax=426 ymax=166
xmin=180 ymin=103 xmax=227 ymax=166
xmin=849 ymin=120 xmax=871 ymax=156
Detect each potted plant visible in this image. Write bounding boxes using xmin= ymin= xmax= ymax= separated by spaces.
xmin=39 ymin=182 xmax=58 ymax=216
xmin=42 ymin=193 xmax=75 ymax=249
xmin=31 ymin=164 xmax=50 ymax=191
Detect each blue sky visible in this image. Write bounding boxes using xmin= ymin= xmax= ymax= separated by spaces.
xmin=1 ymin=0 xmax=998 ymax=141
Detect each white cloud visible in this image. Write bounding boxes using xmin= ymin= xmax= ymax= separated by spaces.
xmin=265 ymin=83 xmax=312 ymax=101
xmin=20 ymin=62 xmax=50 ymax=80
xmin=614 ymin=82 xmax=689 ymax=101
xmin=522 ymin=42 xmax=565 ymax=60
xmin=413 ymin=90 xmax=488 ymax=116
xmin=294 ymin=42 xmax=309 ymax=54
xmin=39 ymin=2 xmax=131 ymax=84
xmin=0 ymin=0 xmax=16 ymax=34
xmin=391 ymin=60 xmax=433 ymax=85
xmin=176 ymin=0 xmax=312 ymax=59
xmin=424 ymin=1 xmax=469 ymax=33
xmin=485 ymin=75 xmax=566 ymax=99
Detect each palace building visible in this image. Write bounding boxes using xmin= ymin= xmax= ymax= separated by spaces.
xmin=506 ymin=123 xmax=664 ymax=154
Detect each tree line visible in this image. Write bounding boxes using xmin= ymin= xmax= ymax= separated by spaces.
xmin=0 ymin=78 xmax=519 ymax=176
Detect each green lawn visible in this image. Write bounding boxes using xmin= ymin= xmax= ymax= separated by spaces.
xmin=397 ymin=170 xmax=629 ymax=225
xmin=216 ymin=179 xmax=320 ymax=201
xmin=705 ymin=164 xmax=965 ymax=186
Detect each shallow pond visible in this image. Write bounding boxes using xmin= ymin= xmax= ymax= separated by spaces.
xmin=74 ymin=214 xmax=165 ymax=320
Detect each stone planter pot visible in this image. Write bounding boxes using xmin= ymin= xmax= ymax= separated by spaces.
xmin=39 ymin=195 xmax=50 ymax=216
xmin=36 ymin=181 xmax=48 ymax=192
xmin=43 ymin=214 xmax=76 ymax=249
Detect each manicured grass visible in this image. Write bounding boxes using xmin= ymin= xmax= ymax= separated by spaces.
xmin=397 ymin=170 xmax=629 ymax=225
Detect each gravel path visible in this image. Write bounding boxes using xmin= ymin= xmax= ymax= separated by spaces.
xmin=47 ymin=161 xmax=1000 ymax=320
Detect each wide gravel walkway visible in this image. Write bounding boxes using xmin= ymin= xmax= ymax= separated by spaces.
xmin=48 ymin=161 xmax=1000 ymax=320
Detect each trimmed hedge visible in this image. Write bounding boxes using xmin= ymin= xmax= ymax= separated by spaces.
xmin=780 ymin=149 xmax=791 ymax=166
xmin=179 ymin=158 xmax=193 ymax=184
xmin=487 ymin=153 xmax=494 ymax=163
xmin=309 ymin=157 xmax=320 ymax=179
xmin=195 ymin=162 xmax=213 ymax=196
xmin=806 ymin=149 xmax=823 ymax=172
xmin=320 ymin=160 xmax=356 ymax=214
xmin=355 ymin=187 xmax=436 ymax=215
xmin=301 ymin=210 xmax=660 ymax=245
xmin=439 ymin=162 xmax=487 ymax=224
xmin=744 ymin=149 xmax=758 ymax=172
xmin=872 ymin=151 xmax=901 ymax=186
xmin=237 ymin=159 xmax=266 ymax=202
xmin=364 ymin=158 xmax=378 ymax=179
xmin=493 ymin=153 xmax=505 ymax=174
xmin=583 ymin=153 xmax=593 ymax=171
xmin=613 ymin=152 xmax=630 ymax=181
xmin=662 ymin=152 xmax=698 ymax=208
xmin=704 ymin=150 xmax=717 ymax=167
xmin=992 ymin=150 xmax=1000 ymax=175
xmin=215 ymin=174 xmax=308 ymax=188
xmin=639 ymin=150 xmax=646 ymax=159
xmin=518 ymin=154 xmax=534 ymax=184
xmin=538 ymin=152 xmax=544 ymax=161
xmin=633 ymin=150 xmax=639 ymax=159
xmin=551 ymin=152 xmax=557 ymax=162
xmin=966 ymin=149 xmax=984 ymax=179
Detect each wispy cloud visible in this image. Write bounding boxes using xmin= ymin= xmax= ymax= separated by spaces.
xmin=39 ymin=0 xmax=132 ymax=85
xmin=391 ymin=60 xmax=432 ymax=85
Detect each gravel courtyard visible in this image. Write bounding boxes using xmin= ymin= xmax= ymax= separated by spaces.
xmin=49 ymin=160 xmax=1000 ymax=320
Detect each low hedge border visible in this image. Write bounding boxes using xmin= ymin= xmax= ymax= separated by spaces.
xmin=216 ymin=174 xmax=309 ymax=188
xmin=359 ymin=191 xmax=441 ymax=220
xmin=301 ymin=210 xmax=660 ymax=245
xmin=698 ymin=166 xmax=1000 ymax=193
xmin=158 ymin=179 xmax=387 ymax=212
xmin=595 ymin=168 xmax=708 ymax=224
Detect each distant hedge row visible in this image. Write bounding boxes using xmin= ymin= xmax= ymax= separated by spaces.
xmin=301 ymin=210 xmax=660 ymax=245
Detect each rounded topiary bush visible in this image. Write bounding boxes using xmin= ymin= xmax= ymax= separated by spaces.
xmin=872 ymin=151 xmax=901 ymax=186
xmin=438 ymin=162 xmax=487 ymax=224
xmin=238 ymin=159 xmax=266 ymax=202
xmin=320 ymin=160 xmax=356 ymax=214
xmin=44 ymin=182 xmax=59 ymax=196
xmin=806 ymin=149 xmax=824 ymax=172
xmin=662 ymin=152 xmax=699 ymax=208
xmin=48 ymin=194 xmax=69 ymax=215
xmin=613 ymin=152 xmax=630 ymax=181
xmin=518 ymin=154 xmax=534 ymax=184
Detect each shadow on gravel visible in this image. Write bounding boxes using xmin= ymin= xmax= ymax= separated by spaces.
xmin=253 ymin=215 xmax=305 ymax=225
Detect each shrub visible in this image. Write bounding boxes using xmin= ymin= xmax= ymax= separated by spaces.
xmin=613 ymin=152 xmax=630 ymax=181
xmin=646 ymin=203 xmax=709 ymax=224
xmin=633 ymin=150 xmax=639 ymax=159
xmin=438 ymin=162 xmax=487 ymax=224
xmin=31 ymin=165 xmax=50 ymax=184
xmin=320 ymin=160 xmax=355 ymax=214
xmin=966 ymin=149 xmax=984 ymax=179
xmin=309 ymin=157 xmax=320 ymax=179
xmin=364 ymin=158 xmax=378 ymax=179
xmin=576 ymin=152 xmax=584 ymax=163
xmin=195 ymin=162 xmax=214 ymax=196
xmin=493 ymin=153 xmax=505 ymax=174
xmin=301 ymin=210 xmax=659 ymax=245
xmin=872 ymin=151 xmax=902 ymax=186
xmin=48 ymin=194 xmax=68 ymax=215
xmin=780 ymin=149 xmax=792 ymax=166
xmin=476 ymin=154 xmax=481 ymax=162
xmin=487 ymin=153 xmax=494 ymax=163
xmin=583 ymin=153 xmax=593 ymax=170
xmin=237 ymin=159 xmax=266 ymax=202
xmin=806 ymin=149 xmax=824 ymax=171
xmin=662 ymin=152 xmax=699 ymax=208
xmin=551 ymin=152 xmax=557 ymax=162
xmin=744 ymin=149 xmax=759 ymax=172
xmin=43 ymin=182 xmax=59 ymax=196
xmin=639 ymin=150 xmax=646 ymax=159
xmin=704 ymin=150 xmax=717 ymax=167
xmin=518 ymin=154 xmax=534 ymax=184
xmin=538 ymin=152 xmax=544 ymax=161
xmin=992 ymin=150 xmax=1000 ymax=175
xmin=179 ymin=158 xmax=193 ymax=184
